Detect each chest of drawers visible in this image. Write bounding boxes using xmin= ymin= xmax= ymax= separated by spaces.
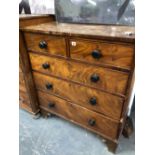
xmin=20 ymin=21 xmax=134 ymax=153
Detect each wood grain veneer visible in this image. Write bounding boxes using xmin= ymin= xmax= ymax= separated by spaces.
xmin=29 ymin=52 xmax=129 ymax=95
xmin=70 ymin=39 xmax=134 ymax=70
xmin=20 ymin=22 xmax=134 ymax=43
xmin=38 ymin=90 xmax=119 ymax=140
xmin=33 ymin=72 xmax=124 ymax=120
xmin=24 ymin=32 xmax=67 ymax=57
xmin=20 ymin=19 xmax=135 ymax=153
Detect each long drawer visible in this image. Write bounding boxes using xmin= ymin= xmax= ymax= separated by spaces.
xmin=24 ymin=32 xmax=67 ymax=57
xmin=70 ymin=39 xmax=134 ymax=70
xmin=38 ymin=90 xmax=119 ymax=140
xmin=29 ymin=53 xmax=129 ymax=95
xmin=33 ymin=72 xmax=124 ymax=120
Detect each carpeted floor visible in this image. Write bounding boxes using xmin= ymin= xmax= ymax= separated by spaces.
xmin=19 ymin=109 xmax=135 ymax=155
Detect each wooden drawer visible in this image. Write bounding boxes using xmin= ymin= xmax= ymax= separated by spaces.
xmin=33 ymin=72 xmax=124 ymax=120
xmin=24 ymin=32 xmax=67 ymax=57
xmin=29 ymin=53 xmax=129 ymax=95
xmin=38 ymin=91 xmax=119 ymax=140
xmin=70 ymin=39 xmax=134 ymax=70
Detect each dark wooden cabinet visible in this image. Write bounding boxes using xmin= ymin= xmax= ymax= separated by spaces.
xmin=19 ymin=17 xmax=134 ymax=153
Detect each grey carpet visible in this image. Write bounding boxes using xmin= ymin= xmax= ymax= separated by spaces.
xmin=19 ymin=109 xmax=135 ymax=155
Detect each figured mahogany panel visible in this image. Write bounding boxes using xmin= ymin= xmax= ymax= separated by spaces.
xmin=38 ymin=91 xmax=119 ymax=140
xmin=29 ymin=53 xmax=129 ymax=95
xmin=70 ymin=39 xmax=134 ymax=70
xmin=33 ymin=72 xmax=124 ymax=120
xmin=24 ymin=32 xmax=67 ymax=57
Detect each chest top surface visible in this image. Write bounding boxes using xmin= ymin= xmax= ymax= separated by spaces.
xmin=20 ymin=22 xmax=135 ymax=43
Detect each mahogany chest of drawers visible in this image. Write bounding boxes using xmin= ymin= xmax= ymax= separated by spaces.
xmin=19 ymin=20 xmax=135 ymax=153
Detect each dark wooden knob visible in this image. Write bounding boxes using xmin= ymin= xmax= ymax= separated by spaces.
xmin=91 ymin=50 xmax=102 ymax=59
xmin=42 ymin=63 xmax=50 ymax=69
xmin=90 ymin=74 xmax=100 ymax=83
xmin=45 ymin=83 xmax=53 ymax=90
xmin=89 ymin=97 xmax=97 ymax=106
xmin=48 ymin=102 xmax=55 ymax=108
xmin=39 ymin=41 xmax=47 ymax=49
xmin=88 ymin=119 xmax=96 ymax=126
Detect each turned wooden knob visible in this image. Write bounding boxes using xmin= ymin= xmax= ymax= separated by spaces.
xmin=90 ymin=74 xmax=100 ymax=83
xmin=45 ymin=83 xmax=53 ymax=90
xmin=91 ymin=50 xmax=102 ymax=59
xmin=42 ymin=63 xmax=50 ymax=69
xmin=39 ymin=41 xmax=47 ymax=49
xmin=89 ymin=97 xmax=97 ymax=106
xmin=88 ymin=119 xmax=96 ymax=126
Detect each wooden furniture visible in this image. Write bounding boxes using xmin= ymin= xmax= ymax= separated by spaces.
xmin=20 ymin=19 xmax=134 ymax=153
xmin=19 ymin=15 xmax=55 ymax=114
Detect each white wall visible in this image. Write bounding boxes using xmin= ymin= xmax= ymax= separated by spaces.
xmin=20 ymin=0 xmax=55 ymax=14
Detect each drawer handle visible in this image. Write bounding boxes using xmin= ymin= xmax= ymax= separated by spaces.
xmin=89 ymin=97 xmax=97 ymax=106
xmin=42 ymin=63 xmax=50 ymax=69
xmin=48 ymin=102 xmax=55 ymax=108
xmin=45 ymin=83 xmax=53 ymax=90
xmin=39 ymin=41 xmax=47 ymax=49
xmin=88 ymin=119 xmax=96 ymax=126
xmin=91 ymin=50 xmax=102 ymax=59
xmin=90 ymin=74 xmax=100 ymax=83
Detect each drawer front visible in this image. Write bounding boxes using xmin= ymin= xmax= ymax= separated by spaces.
xmin=30 ymin=53 xmax=129 ymax=95
xmin=38 ymin=91 xmax=119 ymax=139
xmin=33 ymin=72 xmax=124 ymax=120
xmin=24 ymin=32 xmax=67 ymax=57
xmin=70 ymin=39 xmax=134 ymax=70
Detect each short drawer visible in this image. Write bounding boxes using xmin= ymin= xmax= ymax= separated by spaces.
xmin=38 ymin=91 xmax=119 ymax=140
xmin=33 ymin=72 xmax=124 ymax=120
xmin=70 ymin=39 xmax=134 ymax=70
xmin=24 ymin=32 xmax=67 ymax=57
xmin=30 ymin=53 xmax=129 ymax=95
